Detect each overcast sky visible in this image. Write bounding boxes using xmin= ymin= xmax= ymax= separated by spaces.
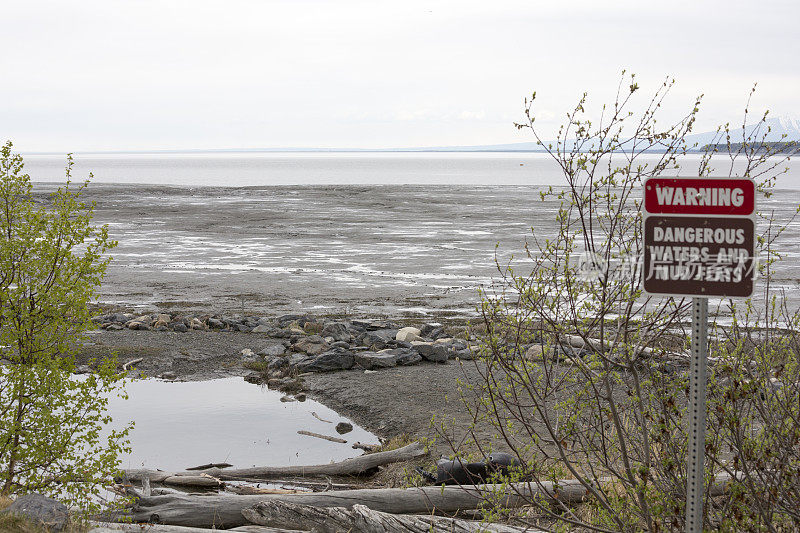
xmin=1 ymin=0 xmax=798 ymax=152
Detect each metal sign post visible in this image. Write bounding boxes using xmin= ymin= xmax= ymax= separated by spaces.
xmin=642 ymin=176 xmax=757 ymax=533
xmin=685 ymin=297 xmax=708 ymax=532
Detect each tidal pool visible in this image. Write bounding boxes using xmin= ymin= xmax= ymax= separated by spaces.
xmin=106 ymin=377 xmax=377 ymax=472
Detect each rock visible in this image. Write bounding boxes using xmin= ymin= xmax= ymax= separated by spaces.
xmin=288 ymin=326 xmax=305 ymax=335
xmin=381 ymin=347 xmax=422 ymax=366
xmin=190 ymin=318 xmax=205 ymax=330
xmin=159 ymin=371 xmax=177 ymax=380
xmin=280 ymin=395 xmax=296 ymax=403
xmin=2 ymin=493 xmax=68 ymax=532
xmin=236 ymin=324 xmax=252 ymax=332
xmin=321 ymin=322 xmax=351 ymax=342
xmin=293 ymin=348 xmax=354 ymax=373
xmin=266 ymin=327 xmax=291 ymax=338
xmin=293 ymin=336 xmax=330 ymax=356
xmin=244 ymin=371 xmax=263 ymax=384
xmin=296 ymin=393 xmax=307 ymax=402
xmin=240 ymin=348 xmax=259 ymax=362
xmin=126 ymin=321 xmax=150 ymax=331
xmin=412 ymin=342 xmax=449 ymax=363
xmin=266 ymin=355 xmax=289 ymax=371
xmin=454 ymin=348 xmax=475 ymax=360
xmin=428 ymin=327 xmax=445 ymax=340
xmin=335 ymin=422 xmax=353 ymax=434
xmin=251 ymin=324 xmax=273 ymax=333
xmin=524 ymin=344 xmax=548 ymax=361
xmin=277 ymin=314 xmax=308 ymax=327
xmin=330 ymin=340 xmax=351 ymax=349
xmin=259 ymin=344 xmax=286 ymax=357
xmin=356 ymin=331 xmax=388 ymax=350
xmin=396 ymin=327 xmax=423 ymax=343
xmin=105 ymin=324 xmax=124 ymax=331
xmin=303 ymin=321 xmax=324 ymax=335
xmin=172 ymin=323 xmax=189 ymax=333
xmin=207 ymin=317 xmax=225 ymax=329
xmin=419 ymin=323 xmax=443 ymax=337
xmin=354 ymin=351 xmax=399 ymax=370
xmin=73 ymin=365 xmax=91 ymax=375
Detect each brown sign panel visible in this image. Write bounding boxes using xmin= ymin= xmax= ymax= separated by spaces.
xmin=643 ymin=216 xmax=755 ymax=297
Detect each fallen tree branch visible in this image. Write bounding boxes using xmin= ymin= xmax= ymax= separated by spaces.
xmin=122 ymin=357 xmax=143 ymax=371
xmin=123 ymin=441 xmax=427 ymax=485
xmin=186 ymin=462 xmax=233 ymax=471
xmin=311 ymin=412 xmax=332 ymax=423
xmin=297 ymin=430 xmax=347 ymax=444
xmin=243 ymin=501 xmax=538 ymax=532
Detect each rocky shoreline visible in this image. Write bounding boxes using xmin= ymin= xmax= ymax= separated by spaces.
xmin=92 ymin=311 xmax=478 ymax=381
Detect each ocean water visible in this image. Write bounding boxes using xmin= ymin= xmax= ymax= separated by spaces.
xmin=24 ymin=153 xmax=800 ymax=317
xmin=22 ymin=151 xmax=800 ymax=188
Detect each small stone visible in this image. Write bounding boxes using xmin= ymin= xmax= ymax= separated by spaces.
xmin=2 ymin=493 xmax=69 ymax=532
xmin=190 ymin=318 xmax=206 ymax=330
xmin=172 ymin=323 xmax=189 ymax=333
xmin=105 ymin=324 xmax=124 ymax=331
xmin=236 ymin=324 xmax=252 ymax=332
xmin=251 ymin=325 xmax=272 ymax=333
xmin=296 ymin=393 xmax=307 ymax=402
xmin=335 ymin=422 xmax=353 ymax=434
xmin=160 ymin=371 xmax=177 ymax=380
xmin=280 ymin=395 xmax=296 ymax=402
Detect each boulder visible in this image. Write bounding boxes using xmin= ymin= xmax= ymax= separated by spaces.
xmin=251 ymin=324 xmax=272 ymax=333
xmin=104 ymin=324 xmax=124 ymax=331
xmin=321 ymin=322 xmax=351 ymax=342
xmin=266 ymin=355 xmax=289 ymax=371
xmin=419 ymin=323 xmax=442 ymax=337
xmin=172 ymin=323 xmax=189 ymax=333
xmin=356 ymin=331 xmax=388 ymax=350
xmin=382 ymin=347 xmax=422 ymax=366
xmin=330 ymin=340 xmax=351 ymax=349
xmin=236 ymin=324 xmax=252 ymax=332
xmin=524 ymin=344 xmax=551 ymax=361
xmin=354 ymin=351 xmax=399 ymax=370
xmin=335 ymin=422 xmax=353 ymax=434
xmin=396 ymin=327 xmax=423 ymax=343
xmin=412 ymin=342 xmax=449 ymax=363
xmin=276 ymin=314 xmax=309 ymax=327
xmin=258 ymin=344 xmax=286 ymax=357
xmin=240 ymin=349 xmax=259 ymax=363
xmin=2 ymin=493 xmax=68 ymax=532
xmin=293 ymin=348 xmax=354 ymax=373
xmin=207 ymin=317 xmax=225 ymax=329
xmin=293 ymin=336 xmax=330 ymax=356
xmin=303 ymin=321 xmax=324 ymax=335
xmin=190 ymin=318 xmax=205 ymax=330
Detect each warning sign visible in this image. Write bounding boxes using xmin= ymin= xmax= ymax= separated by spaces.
xmin=642 ymin=177 xmax=756 ymax=298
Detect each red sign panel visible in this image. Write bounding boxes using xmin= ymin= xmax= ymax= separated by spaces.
xmin=644 ymin=178 xmax=755 ymax=216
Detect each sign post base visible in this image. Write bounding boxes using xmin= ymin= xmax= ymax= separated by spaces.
xmin=685 ymin=296 xmax=708 ymax=532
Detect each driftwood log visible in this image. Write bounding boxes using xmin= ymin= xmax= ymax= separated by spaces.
xmin=114 ymin=480 xmax=591 ymax=528
xmin=242 ymin=501 xmax=540 ymax=532
xmin=296 ymin=430 xmax=347 ymax=444
xmin=113 ymin=472 xmax=742 ymax=529
xmin=124 ymin=441 xmax=427 ymax=485
xmin=89 ymin=522 xmax=303 ymax=532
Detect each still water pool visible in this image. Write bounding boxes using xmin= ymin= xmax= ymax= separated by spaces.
xmin=106 ymin=377 xmax=377 ymax=472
